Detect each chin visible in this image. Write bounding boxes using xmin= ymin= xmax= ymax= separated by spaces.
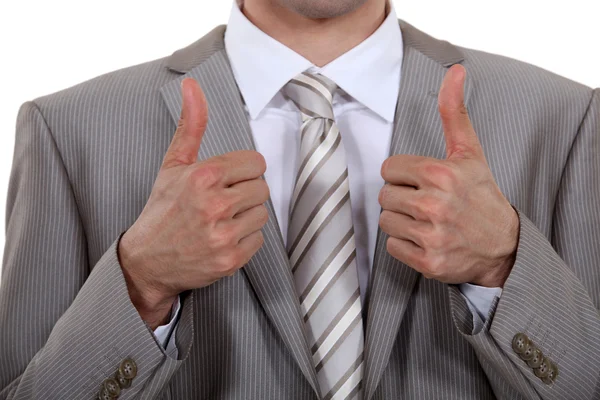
xmin=281 ymin=0 xmax=369 ymax=19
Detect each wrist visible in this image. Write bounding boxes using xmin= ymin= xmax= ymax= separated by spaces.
xmin=118 ymin=230 xmax=177 ymax=329
xmin=474 ymin=251 xmax=515 ymax=288
xmin=473 ymin=205 xmax=520 ymax=288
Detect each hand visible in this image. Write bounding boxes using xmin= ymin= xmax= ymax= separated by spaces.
xmin=118 ymin=79 xmax=269 ymax=328
xmin=378 ymin=65 xmax=519 ymax=288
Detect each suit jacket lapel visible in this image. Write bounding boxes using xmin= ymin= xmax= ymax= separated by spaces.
xmin=159 ymin=26 xmax=320 ymax=396
xmin=363 ymin=21 xmax=469 ymax=400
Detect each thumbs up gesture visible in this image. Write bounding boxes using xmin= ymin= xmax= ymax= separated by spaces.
xmin=118 ymin=79 xmax=269 ymax=328
xmin=378 ymin=65 xmax=519 ymax=288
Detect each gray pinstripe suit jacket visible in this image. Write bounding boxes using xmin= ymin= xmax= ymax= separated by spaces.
xmin=1 ymin=21 xmax=599 ymax=400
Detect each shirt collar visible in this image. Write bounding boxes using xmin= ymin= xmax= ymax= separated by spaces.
xmin=224 ymin=1 xmax=403 ymax=122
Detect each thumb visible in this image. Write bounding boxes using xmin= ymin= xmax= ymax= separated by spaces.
xmin=438 ymin=64 xmax=483 ymax=160
xmin=161 ymin=78 xmax=208 ymax=169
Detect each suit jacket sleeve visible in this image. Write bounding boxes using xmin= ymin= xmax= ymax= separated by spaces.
xmin=448 ymin=88 xmax=600 ymax=399
xmin=0 ymin=102 xmax=192 ymax=399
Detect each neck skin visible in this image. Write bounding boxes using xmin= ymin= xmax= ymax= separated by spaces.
xmin=241 ymin=0 xmax=388 ymax=67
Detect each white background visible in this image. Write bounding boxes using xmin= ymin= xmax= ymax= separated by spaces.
xmin=0 ymin=0 xmax=598 ymax=276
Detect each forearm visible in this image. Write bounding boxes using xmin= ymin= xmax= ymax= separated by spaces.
xmin=0 ymin=102 xmax=189 ymax=399
xmin=449 ymin=212 xmax=600 ymax=399
xmin=1 ymin=235 xmax=186 ymax=400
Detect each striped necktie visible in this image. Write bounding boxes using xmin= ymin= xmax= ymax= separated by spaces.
xmin=283 ymin=72 xmax=364 ymax=400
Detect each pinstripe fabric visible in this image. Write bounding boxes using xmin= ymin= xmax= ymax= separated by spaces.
xmin=0 ymin=21 xmax=599 ymax=400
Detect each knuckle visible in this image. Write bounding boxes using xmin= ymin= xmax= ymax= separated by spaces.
xmin=421 ymin=254 xmax=444 ymax=279
xmin=419 ymin=255 xmax=433 ymax=274
xmin=213 ymin=195 xmax=236 ymax=219
xmin=416 ymin=196 xmax=446 ymax=222
xmin=381 ymin=157 xmax=397 ymax=181
xmin=413 ymin=195 xmax=431 ymax=218
xmin=256 ymin=230 xmax=265 ymax=247
xmin=422 ymin=229 xmax=446 ymax=250
xmin=385 ymin=237 xmax=395 ymax=254
xmin=257 ymin=205 xmax=269 ymax=226
xmin=198 ymin=193 xmax=234 ymax=222
xmin=219 ymin=252 xmax=243 ymax=275
xmin=386 ymin=237 xmax=399 ymax=257
xmin=176 ymin=116 xmax=186 ymax=132
xmin=438 ymin=100 xmax=459 ymax=120
xmin=192 ymin=115 xmax=208 ymax=136
xmin=209 ymin=226 xmax=236 ymax=250
xmin=422 ymin=162 xmax=458 ymax=189
xmin=381 ymin=158 xmax=390 ymax=180
xmin=189 ymin=162 xmax=223 ymax=188
xmin=378 ymin=185 xmax=390 ymax=207
xmin=226 ymin=259 xmax=243 ymax=275
xmin=379 ymin=210 xmax=392 ymax=230
xmin=258 ymin=179 xmax=270 ymax=202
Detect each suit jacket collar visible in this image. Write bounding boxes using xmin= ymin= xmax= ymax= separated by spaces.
xmin=362 ymin=33 xmax=470 ymax=398
xmin=160 ymin=20 xmax=467 ymax=399
xmin=161 ymin=31 xmax=322 ymax=396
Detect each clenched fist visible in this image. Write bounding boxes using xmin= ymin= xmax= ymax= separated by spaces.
xmin=378 ymin=65 xmax=519 ymax=288
xmin=119 ymin=79 xmax=269 ymax=328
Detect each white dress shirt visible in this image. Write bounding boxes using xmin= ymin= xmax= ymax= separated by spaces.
xmin=153 ymin=1 xmax=501 ymax=349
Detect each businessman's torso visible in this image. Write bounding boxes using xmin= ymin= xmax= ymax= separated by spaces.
xmin=31 ymin=23 xmax=593 ymax=399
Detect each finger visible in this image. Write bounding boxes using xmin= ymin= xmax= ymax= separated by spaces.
xmin=438 ymin=64 xmax=484 ymax=160
xmin=162 ymin=78 xmax=209 ymax=169
xmin=210 ymin=150 xmax=267 ymax=186
xmin=228 ymin=178 xmax=270 ymax=215
xmin=381 ymin=154 xmax=431 ymax=187
xmin=237 ymin=230 xmax=265 ymax=265
xmin=231 ymin=204 xmax=269 ymax=241
xmin=386 ymin=236 xmax=425 ymax=271
xmin=379 ymin=210 xmax=429 ymax=248
xmin=378 ymin=183 xmax=418 ymax=214
xmin=380 ymin=184 xmax=435 ymax=221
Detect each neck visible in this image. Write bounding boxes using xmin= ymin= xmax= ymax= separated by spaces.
xmin=241 ymin=0 xmax=388 ymax=67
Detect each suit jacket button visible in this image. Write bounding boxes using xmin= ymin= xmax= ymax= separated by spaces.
xmin=519 ymin=341 xmax=535 ymax=361
xmin=103 ymin=377 xmax=121 ymax=397
xmin=541 ymin=362 xmax=559 ymax=384
xmin=115 ymin=370 xmax=132 ymax=389
xmin=534 ymin=357 xmax=552 ymax=378
xmin=98 ymin=387 xmax=114 ymax=400
xmin=526 ymin=348 xmax=544 ymax=369
xmin=119 ymin=358 xmax=138 ymax=380
xmin=512 ymin=333 xmax=530 ymax=354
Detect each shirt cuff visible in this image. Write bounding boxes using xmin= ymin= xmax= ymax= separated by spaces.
xmin=152 ymin=296 xmax=181 ymax=349
xmin=458 ymin=283 xmax=502 ymax=333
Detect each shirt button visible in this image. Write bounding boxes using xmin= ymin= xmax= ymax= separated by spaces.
xmin=526 ymin=348 xmax=544 ymax=369
xmin=103 ymin=377 xmax=121 ymax=397
xmin=512 ymin=333 xmax=530 ymax=354
xmin=119 ymin=358 xmax=138 ymax=380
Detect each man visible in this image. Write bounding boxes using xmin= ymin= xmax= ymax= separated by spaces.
xmin=0 ymin=0 xmax=598 ymax=398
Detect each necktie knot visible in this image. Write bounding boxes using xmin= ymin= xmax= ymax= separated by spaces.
xmin=283 ymin=72 xmax=338 ymax=120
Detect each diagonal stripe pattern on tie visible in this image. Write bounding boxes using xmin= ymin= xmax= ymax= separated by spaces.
xmin=283 ymin=72 xmax=365 ymax=400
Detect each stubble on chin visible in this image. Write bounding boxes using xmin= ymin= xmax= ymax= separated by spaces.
xmin=278 ymin=0 xmax=369 ymax=19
